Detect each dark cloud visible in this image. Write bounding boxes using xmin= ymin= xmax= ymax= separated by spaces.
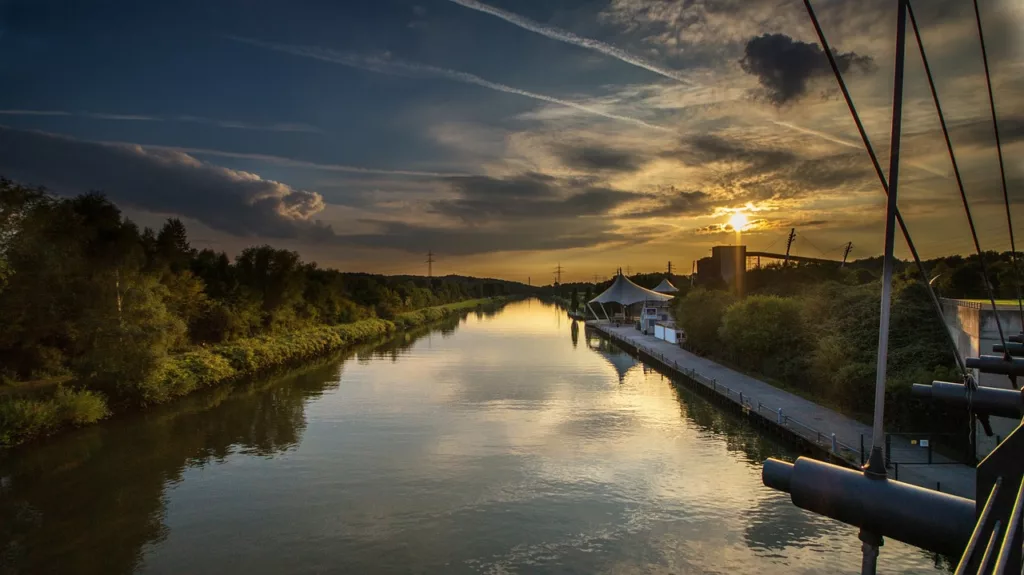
xmin=554 ymin=144 xmax=647 ymax=173
xmin=0 ymin=126 xmax=327 ymax=238
xmin=670 ymin=134 xmax=872 ymax=203
xmin=953 ymin=115 xmax=1024 ymax=148
xmin=678 ymin=134 xmax=797 ymax=170
xmin=339 ymin=218 xmax=632 ymax=255
xmin=432 ymin=173 xmax=638 ymax=221
xmin=740 ymin=33 xmax=874 ymax=105
xmin=618 ymin=188 xmax=711 ymax=218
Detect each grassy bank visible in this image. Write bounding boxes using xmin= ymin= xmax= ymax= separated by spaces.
xmin=0 ymin=297 xmax=511 ymax=447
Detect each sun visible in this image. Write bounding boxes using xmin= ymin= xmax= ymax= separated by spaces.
xmin=727 ymin=212 xmax=750 ymax=231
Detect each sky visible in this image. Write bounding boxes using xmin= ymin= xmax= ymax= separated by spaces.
xmin=0 ymin=0 xmax=1022 ymax=283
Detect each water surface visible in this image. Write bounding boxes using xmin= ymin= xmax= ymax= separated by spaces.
xmin=0 ymin=300 xmax=947 ymax=574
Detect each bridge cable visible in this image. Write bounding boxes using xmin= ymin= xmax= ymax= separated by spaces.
xmin=907 ymin=0 xmax=1010 ymax=359
xmin=802 ymin=0 xmax=968 ymax=378
xmin=972 ymin=0 xmax=1024 ymax=329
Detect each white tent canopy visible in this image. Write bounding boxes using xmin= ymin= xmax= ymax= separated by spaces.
xmin=590 ymin=272 xmax=673 ymax=305
xmin=653 ymin=278 xmax=679 ymax=293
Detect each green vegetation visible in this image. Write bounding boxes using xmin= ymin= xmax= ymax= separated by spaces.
xmin=672 ymin=260 xmax=1000 ymax=432
xmin=0 ymin=386 xmax=109 ymax=446
xmin=0 ymin=178 xmax=522 ymax=446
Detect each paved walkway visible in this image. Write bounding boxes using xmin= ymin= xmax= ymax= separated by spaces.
xmin=588 ymin=321 xmax=977 ymax=499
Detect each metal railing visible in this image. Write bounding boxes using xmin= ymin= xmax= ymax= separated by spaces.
xmin=955 ymin=474 xmax=1024 ymax=574
xmin=597 ymin=326 xmax=864 ymax=466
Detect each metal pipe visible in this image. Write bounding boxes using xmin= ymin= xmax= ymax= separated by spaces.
xmin=992 ymin=476 xmax=1024 ymax=574
xmin=966 ymin=355 xmax=1024 ymax=377
xmin=912 ymin=381 xmax=1023 ymax=418
xmin=993 ymin=342 xmax=1024 ymax=357
xmin=762 ymin=457 xmax=975 ymax=556
xmin=868 ymin=0 xmax=909 ymax=475
xmin=954 ymin=478 xmax=1001 ymax=575
xmin=977 ymin=520 xmax=1002 ymax=574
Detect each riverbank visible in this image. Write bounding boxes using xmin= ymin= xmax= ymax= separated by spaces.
xmin=588 ymin=320 xmax=977 ymax=498
xmin=0 ymin=297 xmax=512 ymax=448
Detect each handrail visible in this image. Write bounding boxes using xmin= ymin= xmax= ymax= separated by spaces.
xmin=955 ymin=478 xmax=1002 ymax=574
xmin=992 ymin=474 xmax=1024 ymax=574
xmin=595 ymin=324 xmax=864 ymax=463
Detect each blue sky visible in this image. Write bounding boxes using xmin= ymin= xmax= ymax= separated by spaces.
xmin=1 ymin=0 xmax=1022 ymax=281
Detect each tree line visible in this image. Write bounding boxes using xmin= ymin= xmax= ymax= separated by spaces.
xmin=0 ymin=178 xmax=527 ymax=388
xmin=673 ymin=254 xmax=1024 ymax=433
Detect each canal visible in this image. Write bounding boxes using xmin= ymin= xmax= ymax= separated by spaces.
xmin=1 ymin=300 xmax=947 ymax=574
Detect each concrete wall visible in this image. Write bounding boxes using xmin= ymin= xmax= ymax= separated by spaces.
xmin=942 ymin=299 xmax=1023 ymax=457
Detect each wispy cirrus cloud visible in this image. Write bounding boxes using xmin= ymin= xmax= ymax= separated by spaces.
xmin=445 ymin=0 xmax=696 ymax=85
xmin=127 ymin=144 xmax=470 ymax=178
xmin=229 ymin=37 xmax=672 ymax=132
xmin=0 ymin=109 xmax=322 ymax=133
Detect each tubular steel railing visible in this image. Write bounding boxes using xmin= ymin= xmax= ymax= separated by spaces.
xmin=597 ymin=325 xmax=864 ymax=466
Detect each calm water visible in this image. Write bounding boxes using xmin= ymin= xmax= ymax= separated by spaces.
xmin=1 ymin=300 xmax=947 ymax=574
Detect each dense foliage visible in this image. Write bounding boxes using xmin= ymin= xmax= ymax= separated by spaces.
xmin=0 ymin=178 xmax=522 ymax=445
xmin=673 ymin=260 xmax=996 ymax=431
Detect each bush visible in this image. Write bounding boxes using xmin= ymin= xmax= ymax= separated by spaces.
xmin=0 ymin=386 xmax=109 ymax=447
xmin=672 ymin=288 xmax=735 ymax=354
xmin=720 ymin=295 xmax=807 ymax=384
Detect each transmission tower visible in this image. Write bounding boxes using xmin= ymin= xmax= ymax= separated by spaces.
xmin=783 ymin=228 xmax=797 ymax=266
xmin=426 ymin=251 xmax=435 ymax=278
xmin=842 ymin=242 xmax=854 ymax=266
xmin=667 ymin=261 xmax=673 ymax=276
xmin=553 ymin=263 xmax=563 ymax=285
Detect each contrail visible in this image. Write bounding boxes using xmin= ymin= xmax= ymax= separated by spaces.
xmin=230 ymin=37 xmax=671 ymax=132
xmin=771 ymin=120 xmax=947 ymax=178
xmin=0 ymin=109 xmax=321 ymax=133
xmin=130 ymin=143 xmax=468 ymax=177
xmin=446 ymin=0 xmax=694 ymax=86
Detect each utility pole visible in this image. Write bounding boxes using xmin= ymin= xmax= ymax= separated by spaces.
xmin=667 ymin=261 xmax=673 ymax=276
xmin=691 ymin=260 xmax=696 ymax=286
xmin=426 ymin=251 xmax=435 ymax=278
xmin=783 ymin=228 xmax=797 ymax=266
xmin=842 ymin=242 xmax=854 ymax=266
xmin=528 ymin=276 xmax=531 ymax=286
xmin=554 ymin=263 xmax=563 ymax=286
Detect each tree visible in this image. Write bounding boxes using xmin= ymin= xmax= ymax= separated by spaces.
xmin=672 ymin=288 xmax=734 ymax=354
xmin=719 ymin=295 xmax=807 ymax=383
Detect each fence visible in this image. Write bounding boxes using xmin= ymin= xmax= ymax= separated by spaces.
xmin=597 ymin=326 xmax=864 ymax=467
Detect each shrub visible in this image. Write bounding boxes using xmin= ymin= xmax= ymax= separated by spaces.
xmin=0 ymin=386 xmax=109 ymax=447
xmin=720 ymin=295 xmax=807 ymax=384
xmin=673 ymin=288 xmax=734 ymax=354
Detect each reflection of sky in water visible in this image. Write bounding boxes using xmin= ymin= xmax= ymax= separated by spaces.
xmin=133 ymin=300 xmax=943 ymax=575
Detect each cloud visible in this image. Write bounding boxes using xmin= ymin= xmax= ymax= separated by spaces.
xmin=229 ymin=37 xmax=671 ymax=132
xmin=0 ymin=126 xmax=327 ymax=238
xmin=431 ymin=172 xmax=637 ymax=221
xmin=127 ymin=143 xmax=468 ymax=178
xmin=617 ymin=188 xmax=711 ymax=218
xmin=554 ymin=144 xmax=647 ymax=173
xmin=341 ymin=218 xmax=630 ymax=255
xmin=739 ymin=33 xmax=874 ymax=105
xmin=0 ymin=109 xmax=322 ymax=133
xmin=445 ymin=0 xmax=696 ymax=85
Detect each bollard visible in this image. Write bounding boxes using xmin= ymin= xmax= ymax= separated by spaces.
xmin=739 ymin=391 xmax=744 ymax=405
xmin=777 ymin=408 xmax=783 ymax=424
xmin=831 ymin=433 xmax=837 ymax=454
